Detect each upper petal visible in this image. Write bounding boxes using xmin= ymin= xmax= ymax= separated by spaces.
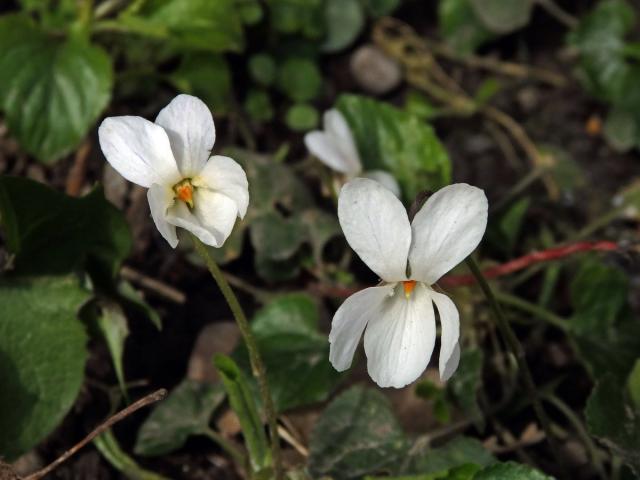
xmin=147 ymin=183 xmax=178 ymax=248
xmin=155 ymin=94 xmax=215 ymax=177
xmin=338 ymin=178 xmax=411 ymax=282
xmin=98 ymin=116 xmax=181 ymax=188
xmin=304 ymin=131 xmax=360 ymax=175
xmin=408 ymin=183 xmax=488 ymax=284
xmin=166 ymin=190 xmax=238 ymax=248
xmin=364 ymin=283 xmax=436 ymax=388
xmin=430 ymin=290 xmax=460 ymax=381
xmin=193 ymin=155 xmax=249 ymax=218
xmin=329 ymin=285 xmax=395 ymax=372
xmin=324 ymin=109 xmax=360 ymax=167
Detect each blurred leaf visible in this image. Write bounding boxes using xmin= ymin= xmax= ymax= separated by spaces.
xmin=300 ymin=209 xmax=341 ymax=264
xmin=269 ymin=0 xmax=324 ymax=36
xmin=363 ymin=0 xmax=402 ymax=17
xmin=96 ymin=302 xmax=129 ymax=398
xmin=473 ymin=78 xmax=502 ymax=106
xmin=438 ymin=0 xmax=494 ymax=55
xmin=473 ymin=462 xmax=554 ymax=479
xmin=237 ymin=294 xmax=342 ymax=411
xmin=249 ymin=54 xmax=277 ymax=86
xmin=469 ymin=0 xmax=533 ymax=34
xmin=120 ymin=0 xmax=244 ymax=52
xmin=402 ymin=437 xmax=495 ymax=475
xmin=0 ymin=15 xmax=112 ymax=163
xmin=215 ymin=354 xmax=271 ymax=471
xmin=135 ymin=379 xmax=225 ymax=456
xmin=568 ymin=0 xmax=636 ymax=103
xmin=309 ymin=386 xmax=409 ymax=480
xmin=277 ymin=58 xmax=322 ymax=102
xmin=117 ymin=280 xmax=163 ymax=330
xmin=244 ymin=89 xmax=275 ymax=122
xmin=250 ymin=212 xmax=306 ymax=261
xmin=285 ymin=103 xmax=319 ymax=131
xmin=0 ymin=176 xmax=131 ymax=278
xmin=448 ymin=349 xmax=485 ymax=431
xmin=603 ymin=106 xmax=638 ymax=152
xmin=586 ymin=374 xmax=640 ymax=475
xmin=569 ymin=258 xmax=640 ymax=380
xmin=367 ymin=464 xmax=480 ymax=480
xmin=95 ymin=430 xmax=170 ymax=480
xmin=320 ymin=0 xmax=365 ymax=53
xmin=405 ymin=91 xmax=440 ymax=120
xmin=629 ymin=360 xmax=640 ymax=409
xmin=0 ymin=276 xmax=89 ymax=460
xmin=337 ymin=94 xmax=451 ymax=203
xmin=236 ymin=0 xmax=263 ymax=25
xmin=542 ymin=145 xmax=585 ymax=197
xmin=499 ymin=197 xmax=530 ymax=253
xmin=170 ymin=54 xmax=232 ymax=116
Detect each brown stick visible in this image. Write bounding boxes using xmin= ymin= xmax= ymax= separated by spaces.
xmin=23 ymin=389 xmax=167 ymax=480
xmin=120 ymin=266 xmax=186 ymax=304
xmin=65 ymin=140 xmax=91 ymax=197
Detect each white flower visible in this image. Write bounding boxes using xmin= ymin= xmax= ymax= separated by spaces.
xmin=329 ymin=178 xmax=488 ymax=388
xmin=304 ymin=109 xmax=401 ymax=197
xmin=98 ymin=94 xmax=248 ymax=249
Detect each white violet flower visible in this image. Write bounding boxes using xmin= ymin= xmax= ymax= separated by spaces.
xmin=304 ymin=109 xmax=401 ymax=197
xmin=329 ymin=178 xmax=488 ymax=388
xmin=98 ymin=94 xmax=248 ymax=249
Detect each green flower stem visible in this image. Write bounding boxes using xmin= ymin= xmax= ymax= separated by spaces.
xmin=465 ymin=257 xmax=565 ymax=468
xmin=204 ymin=428 xmax=247 ymax=469
xmin=494 ymin=290 xmax=568 ymax=332
xmin=192 ymin=235 xmax=282 ymax=479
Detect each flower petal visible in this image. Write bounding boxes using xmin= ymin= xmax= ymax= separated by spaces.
xmin=304 ymin=131 xmax=360 ymax=174
xmin=155 ymin=94 xmax=215 ymax=177
xmin=364 ymin=283 xmax=436 ymax=388
xmin=430 ymin=289 xmax=460 ymax=381
xmin=329 ymin=285 xmax=395 ymax=371
xmin=338 ymin=178 xmax=411 ymax=282
xmin=194 ymin=155 xmax=249 ymax=218
xmin=324 ymin=109 xmax=359 ymax=165
xmin=98 ymin=116 xmax=180 ymax=188
xmin=166 ymin=190 xmax=238 ymax=247
xmin=408 ymin=183 xmax=488 ymax=284
xmin=147 ymin=183 xmax=178 ymax=248
xmin=361 ymin=170 xmax=401 ymax=198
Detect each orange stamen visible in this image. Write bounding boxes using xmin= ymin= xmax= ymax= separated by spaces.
xmin=403 ymin=280 xmax=417 ymax=299
xmin=175 ymin=183 xmax=193 ymax=207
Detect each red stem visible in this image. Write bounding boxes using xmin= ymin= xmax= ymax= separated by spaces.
xmin=312 ymin=240 xmax=619 ymax=298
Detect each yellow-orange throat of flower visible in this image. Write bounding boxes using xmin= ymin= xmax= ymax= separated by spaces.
xmin=174 ymin=180 xmax=194 ymax=208
xmin=403 ymin=280 xmax=417 ymax=299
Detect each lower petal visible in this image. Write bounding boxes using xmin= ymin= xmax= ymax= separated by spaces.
xmin=329 ymin=285 xmax=395 ymax=372
xmin=430 ymin=290 xmax=461 ymax=381
xmin=194 ymin=156 xmax=249 ymax=218
xmin=364 ymin=283 xmax=436 ymax=388
xmin=147 ymin=183 xmax=178 ymax=248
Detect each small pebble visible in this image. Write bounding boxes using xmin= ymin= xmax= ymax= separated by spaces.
xmin=350 ymin=45 xmax=402 ymax=95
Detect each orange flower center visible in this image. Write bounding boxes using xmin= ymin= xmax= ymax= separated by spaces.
xmin=402 ymin=280 xmax=417 ymax=299
xmin=173 ymin=180 xmax=194 ymax=208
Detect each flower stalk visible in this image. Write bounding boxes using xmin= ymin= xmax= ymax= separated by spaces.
xmin=192 ymin=235 xmax=282 ymax=479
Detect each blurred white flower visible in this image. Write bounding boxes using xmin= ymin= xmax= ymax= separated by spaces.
xmin=329 ymin=178 xmax=488 ymax=388
xmin=304 ymin=109 xmax=401 ymax=197
xmin=98 ymin=94 xmax=248 ymax=249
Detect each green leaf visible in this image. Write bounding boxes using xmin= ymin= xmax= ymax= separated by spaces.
xmin=0 ymin=176 xmax=131 ymax=278
xmin=0 ymin=15 xmax=112 ymax=163
xmin=117 ymin=280 xmax=163 ymax=330
xmin=337 ymin=94 xmax=451 ymax=203
xmin=367 ymin=464 xmax=480 ymax=480
xmin=170 ymin=54 xmax=232 ymax=116
xmin=277 ymin=58 xmax=323 ymax=102
xmin=448 ymin=349 xmax=485 ymax=430
xmin=438 ymin=0 xmax=494 ymax=56
xmin=95 ymin=302 xmax=129 ymax=397
xmin=603 ymin=106 xmax=638 ymax=152
xmin=586 ymin=375 xmax=640 ymax=475
xmin=236 ymin=0 xmax=263 ymax=25
xmin=0 ymin=276 xmax=89 ymax=460
xmin=135 ymin=379 xmax=225 ymax=456
xmin=320 ymin=0 xmax=365 ymax=53
xmin=403 ymin=437 xmax=495 ymax=475
xmin=269 ymin=0 xmax=324 ymax=36
xmin=237 ymin=294 xmax=342 ymax=411
xmin=244 ymin=89 xmax=274 ymax=122
xmin=309 ymin=386 xmax=409 ymax=480
xmin=568 ymin=0 xmax=636 ymax=103
xmin=214 ymin=354 xmax=271 ymax=471
xmin=285 ymin=103 xmax=319 ymax=131
xmin=498 ymin=197 xmax=530 ymax=253
xmin=248 ymin=54 xmax=277 ymax=87
xmin=473 ymin=462 xmax=554 ymax=479
xmin=95 ymin=430 xmax=170 ymax=480
xmin=362 ymin=0 xmax=402 ymax=17
xmin=250 ymin=212 xmax=306 ymax=261
xmin=468 ymin=0 xmax=533 ymax=34
xmin=120 ymin=0 xmax=244 ymax=52
xmin=300 ymin=208 xmax=341 ymax=265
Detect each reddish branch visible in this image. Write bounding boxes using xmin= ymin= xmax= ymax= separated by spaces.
xmin=312 ymin=240 xmax=620 ymax=298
